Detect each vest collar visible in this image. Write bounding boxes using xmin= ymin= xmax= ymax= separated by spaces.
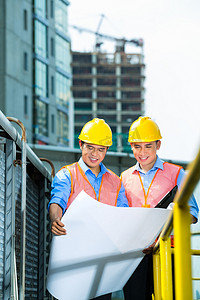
xmin=133 ymin=155 xmax=164 ymax=174
xmin=78 ymin=157 xmax=109 ymax=176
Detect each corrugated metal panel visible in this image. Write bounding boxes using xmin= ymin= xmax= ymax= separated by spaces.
xmin=26 ymin=174 xmax=40 ymax=299
xmin=0 ymin=111 xmax=52 ymax=299
xmin=0 ymin=149 xmax=5 ymax=299
xmin=15 ymin=167 xmax=40 ymax=299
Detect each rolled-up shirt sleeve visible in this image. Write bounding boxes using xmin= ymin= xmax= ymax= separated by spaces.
xmin=116 ymin=182 xmax=129 ymax=207
xmin=177 ymin=169 xmax=199 ymax=221
xmin=48 ymin=168 xmax=72 ymax=214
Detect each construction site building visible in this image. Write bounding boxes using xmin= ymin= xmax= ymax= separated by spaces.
xmin=71 ymin=49 xmax=145 ymax=152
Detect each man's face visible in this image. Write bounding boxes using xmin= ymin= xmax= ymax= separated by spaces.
xmin=130 ymin=141 xmax=161 ymax=172
xmin=79 ymin=141 xmax=107 ymax=172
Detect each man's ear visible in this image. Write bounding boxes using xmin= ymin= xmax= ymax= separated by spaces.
xmin=156 ymin=140 xmax=161 ymax=150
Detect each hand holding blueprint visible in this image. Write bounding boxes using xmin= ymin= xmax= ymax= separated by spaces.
xmin=47 ymin=191 xmax=171 ymax=300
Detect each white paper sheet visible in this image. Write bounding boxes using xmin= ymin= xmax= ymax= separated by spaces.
xmin=47 ymin=191 xmax=170 ymax=300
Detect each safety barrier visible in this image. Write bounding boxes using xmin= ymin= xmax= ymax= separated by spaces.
xmin=0 ymin=110 xmax=53 ymax=300
xmin=153 ymin=147 xmax=200 ymax=300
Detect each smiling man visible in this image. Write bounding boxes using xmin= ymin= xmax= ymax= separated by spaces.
xmin=121 ymin=116 xmax=199 ymax=300
xmin=48 ymin=118 xmax=128 ymax=300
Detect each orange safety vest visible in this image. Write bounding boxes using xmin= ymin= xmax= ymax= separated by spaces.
xmin=61 ymin=162 xmax=122 ymax=209
xmin=121 ymin=162 xmax=182 ymax=208
xmin=121 ymin=162 xmax=182 ymax=247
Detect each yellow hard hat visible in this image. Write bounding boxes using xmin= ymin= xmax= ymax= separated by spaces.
xmin=128 ymin=116 xmax=162 ymax=143
xmin=78 ymin=118 xmax=112 ymax=146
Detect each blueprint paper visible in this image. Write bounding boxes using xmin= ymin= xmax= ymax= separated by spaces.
xmin=47 ymin=191 xmax=170 ymax=300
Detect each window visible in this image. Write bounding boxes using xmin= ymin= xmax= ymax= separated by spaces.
xmin=121 ymin=91 xmax=141 ymax=99
xmin=97 ymin=115 xmax=116 ymax=122
xmin=57 ymin=110 xmax=69 ymax=145
xmin=55 ymin=35 xmax=70 ymax=72
xmin=34 ymin=99 xmax=48 ymax=137
xmin=23 ymin=9 xmax=27 ymax=30
xmin=75 ymin=126 xmax=82 ymax=133
xmin=73 ymin=90 xmax=92 ymax=99
xmin=34 ymin=20 xmax=47 ymax=58
xmin=50 ymin=0 xmax=54 ymax=18
xmin=50 ymin=37 xmax=55 ymax=57
xmin=34 ymin=60 xmax=48 ymax=98
xmin=56 ymin=73 xmax=70 ymax=108
xmin=24 ymin=95 xmax=28 ymax=115
xmin=122 ymin=102 xmax=141 ymax=111
xmin=97 ymin=66 xmax=115 ymax=74
xmin=122 ymin=126 xmax=130 ymax=134
xmin=73 ymin=78 xmax=92 ymax=87
xmin=97 ymin=78 xmax=116 ymax=86
xmin=51 ymin=76 xmax=55 ymax=95
xmin=73 ymin=66 xmax=91 ymax=74
xmin=97 ymin=102 xmax=116 ymax=110
xmin=74 ymin=102 xmax=92 ymax=111
xmin=97 ymin=53 xmax=115 ymax=64
xmin=34 ymin=0 xmax=47 ymax=18
xmin=55 ymin=0 xmax=68 ymax=34
xmin=110 ymin=126 xmax=116 ymax=133
xmin=51 ymin=114 xmax=55 ymax=133
xmin=24 ymin=52 xmax=28 ymax=71
xmin=121 ymin=129 xmax=131 ymax=152
xmin=121 ymin=78 xmax=140 ymax=87
xmin=121 ymin=67 xmax=141 ymax=75
xmin=72 ymin=54 xmax=91 ymax=63
xmin=74 ymin=126 xmax=82 ymax=148
xmin=75 ymin=114 xmax=92 ymax=123
xmin=122 ymin=115 xmax=140 ymax=122
xmin=97 ymin=91 xmax=115 ymax=98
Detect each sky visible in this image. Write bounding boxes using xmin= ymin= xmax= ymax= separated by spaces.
xmin=68 ymin=0 xmax=200 ymax=163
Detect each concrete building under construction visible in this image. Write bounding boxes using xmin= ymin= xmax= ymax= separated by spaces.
xmin=71 ymin=38 xmax=145 ymax=152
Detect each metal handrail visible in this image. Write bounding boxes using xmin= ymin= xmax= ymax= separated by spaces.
xmin=39 ymin=158 xmax=55 ymax=179
xmin=153 ymin=146 xmax=200 ymax=300
xmin=7 ymin=117 xmax=26 ymax=300
xmin=0 ymin=110 xmax=51 ymax=181
xmin=154 ymin=147 xmax=200 ymax=252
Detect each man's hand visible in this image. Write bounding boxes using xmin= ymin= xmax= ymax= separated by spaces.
xmin=51 ymin=217 xmax=66 ymax=235
xmin=142 ymin=241 xmax=156 ymax=254
xmin=49 ymin=203 xmax=67 ymax=235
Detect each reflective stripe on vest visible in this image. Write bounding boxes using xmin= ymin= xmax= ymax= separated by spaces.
xmin=61 ymin=162 xmax=122 ymax=209
xmin=121 ymin=162 xmax=182 ymax=208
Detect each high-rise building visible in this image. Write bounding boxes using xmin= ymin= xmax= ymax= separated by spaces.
xmin=71 ymin=45 xmax=145 ymax=152
xmin=0 ymin=0 xmax=73 ymax=147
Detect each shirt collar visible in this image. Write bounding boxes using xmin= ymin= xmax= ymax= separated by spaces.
xmin=78 ymin=157 xmax=109 ymax=175
xmin=134 ymin=155 xmax=164 ymax=174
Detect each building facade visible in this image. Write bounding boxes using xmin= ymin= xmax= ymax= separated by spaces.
xmin=0 ymin=0 xmax=73 ymax=147
xmin=72 ymin=48 xmax=145 ymax=152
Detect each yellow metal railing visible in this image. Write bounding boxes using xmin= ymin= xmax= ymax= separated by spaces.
xmin=153 ymin=147 xmax=200 ymax=300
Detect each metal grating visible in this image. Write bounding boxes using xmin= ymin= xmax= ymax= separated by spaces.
xmin=15 ymin=167 xmax=40 ymax=299
xmin=0 ymin=111 xmax=52 ymax=299
xmin=0 ymin=149 xmax=5 ymax=299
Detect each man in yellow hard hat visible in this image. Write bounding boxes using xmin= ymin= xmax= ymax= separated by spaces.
xmin=121 ymin=116 xmax=199 ymax=300
xmin=48 ymin=118 xmax=128 ymax=300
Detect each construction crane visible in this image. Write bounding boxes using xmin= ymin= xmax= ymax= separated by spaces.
xmin=95 ymin=14 xmax=106 ymax=50
xmin=69 ymin=23 xmax=143 ymax=52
